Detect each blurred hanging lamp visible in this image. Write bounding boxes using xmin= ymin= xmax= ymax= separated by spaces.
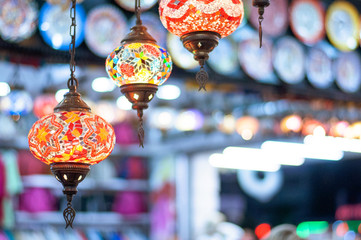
xmin=252 ymin=0 xmax=270 ymax=47
xmin=159 ymin=0 xmax=244 ymax=90
xmin=28 ymin=0 xmax=115 ymax=229
xmin=106 ymin=0 xmax=173 ymax=147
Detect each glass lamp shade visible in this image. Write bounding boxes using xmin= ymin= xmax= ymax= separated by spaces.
xmin=106 ymin=43 xmax=172 ymax=86
xmin=0 ymin=89 xmax=33 ymax=116
xmin=28 ymin=111 xmax=115 ymax=165
xmin=33 ymin=93 xmax=58 ymax=118
xmin=159 ymin=0 xmax=245 ymax=38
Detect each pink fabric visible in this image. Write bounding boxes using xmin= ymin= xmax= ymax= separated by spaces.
xmin=17 ymin=150 xmax=49 ymax=176
xmin=18 ymin=188 xmax=56 ymax=213
xmin=113 ymin=122 xmax=138 ymax=145
xmin=112 ymin=191 xmax=147 ymax=215
xmin=0 ymin=157 xmax=6 ymax=224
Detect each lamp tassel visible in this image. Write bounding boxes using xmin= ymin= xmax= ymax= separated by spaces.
xmin=63 ymin=196 xmax=76 ymax=229
xmin=258 ymin=7 xmax=265 ymax=48
xmin=137 ymin=109 xmax=145 ymax=148
xmin=196 ymin=63 xmax=208 ymax=91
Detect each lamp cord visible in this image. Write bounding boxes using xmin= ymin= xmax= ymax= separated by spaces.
xmin=68 ymin=0 xmax=79 ymax=91
xmin=135 ymin=0 xmax=142 ymax=25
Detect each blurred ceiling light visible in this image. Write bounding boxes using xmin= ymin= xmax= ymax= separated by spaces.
xmin=0 ymin=82 xmax=10 ymax=97
xmin=224 ymin=146 xmax=304 ymax=166
xmin=304 ymin=135 xmax=361 ymax=154
xmin=302 ymin=119 xmax=324 ymax=136
xmin=209 ymin=153 xmax=280 ymax=172
xmin=262 ymin=141 xmax=344 ymax=161
xmin=149 ymin=107 xmax=176 ymax=130
xmin=280 ymin=114 xmax=302 ymax=133
xmin=218 ymin=114 xmax=236 ymax=134
xmin=116 ymin=96 xmax=132 ymax=111
xmin=156 ymin=84 xmax=181 ymax=100
xmin=175 ymin=109 xmax=204 ymax=131
xmin=55 ymin=89 xmax=68 ymax=103
xmin=236 ymin=116 xmax=259 ymax=140
xmin=91 ymin=77 xmax=116 ymax=92
xmin=329 ymin=120 xmax=349 ymax=137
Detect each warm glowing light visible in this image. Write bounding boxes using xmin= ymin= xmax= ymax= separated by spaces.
xmin=33 ymin=94 xmax=58 ymax=118
xmin=175 ymin=109 xmax=204 ymax=131
xmin=209 ymin=153 xmax=280 ymax=172
xmin=330 ymin=120 xmax=349 ymax=137
xmin=313 ymin=125 xmax=326 ymax=137
xmin=91 ymin=77 xmax=116 ymax=92
xmin=116 ymin=96 xmax=132 ymax=111
xmin=236 ymin=116 xmax=259 ymax=139
xmin=0 ymin=82 xmax=10 ymax=97
xmin=280 ymin=114 xmax=302 ymax=133
xmin=262 ymin=141 xmax=343 ymax=161
xmin=150 ymin=107 xmax=177 ymax=130
xmin=255 ymin=223 xmax=271 ymax=239
xmin=302 ymin=119 xmax=324 ymax=136
xmin=335 ymin=221 xmax=349 ymax=237
xmin=218 ymin=114 xmax=236 ymax=134
xmin=156 ymin=84 xmax=181 ymax=100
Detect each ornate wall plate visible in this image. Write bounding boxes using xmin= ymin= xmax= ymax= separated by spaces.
xmin=208 ymin=37 xmax=239 ymax=76
xmin=0 ymin=0 xmax=38 ymax=43
xmin=326 ymin=1 xmax=359 ymax=52
xmin=249 ymin=0 xmax=288 ymax=37
xmin=335 ymin=52 xmax=361 ymax=93
xmin=39 ymin=2 xmax=86 ymax=51
xmin=115 ymin=0 xmax=157 ymax=12
xmin=238 ymin=36 xmax=273 ymax=82
xmin=306 ymin=47 xmax=333 ymax=89
xmin=289 ymin=0 xmax=325 ymax=45
xmin=273 ymin=37 xmax=305 ymax=85
xmin=166 ymin=33 xmax=198 ymax=71
xmin=129 ymin=12 xmax=168 ymax=48
xmin=85 ymin=5 xmax=127 ymax=57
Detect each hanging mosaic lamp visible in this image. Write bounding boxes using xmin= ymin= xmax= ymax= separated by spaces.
xmin=159 ymin=0 xmax=244 ymax=90
xmin=106 ymin=0 xmax=173 ymax=148
xmin=252 ymin=0 xmax=270 ymax=47
xmin=28 ymin=0 xmax=115 ymax=228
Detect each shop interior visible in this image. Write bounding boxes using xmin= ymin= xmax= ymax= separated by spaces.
xmin=1 ymin=0 xmax=361 ymax=239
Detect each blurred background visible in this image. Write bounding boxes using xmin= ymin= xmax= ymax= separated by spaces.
xmin=1 ymin=0 xmax=361 ymax=239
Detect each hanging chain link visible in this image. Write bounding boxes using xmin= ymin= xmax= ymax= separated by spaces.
xmin=67 ymin=0 xmax=78 ymax=90
xmin=135 ymin=0 xmax=142 ymax=25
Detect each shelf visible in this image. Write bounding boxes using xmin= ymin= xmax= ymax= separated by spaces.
xmin=22 ymin=175 xmax=149 ymax=192
xmin=15 ymin=211 xmax=149 ymax=227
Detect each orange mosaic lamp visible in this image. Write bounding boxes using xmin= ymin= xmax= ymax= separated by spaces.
xmin=28 ymin=0 xmax=115 ymax=229
xmin=106 ymin=0 xmax=172 ymax=147
xmin=159 ymin=0 xmax=244 ymax=90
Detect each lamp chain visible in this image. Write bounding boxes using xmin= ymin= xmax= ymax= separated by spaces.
xmin=135 ymin=0 xmax=142 ymax=25
xmin=258 ymin=7 xmax=264 ymax=48
xmin=68 ymin=0 xmax=79 ymax=90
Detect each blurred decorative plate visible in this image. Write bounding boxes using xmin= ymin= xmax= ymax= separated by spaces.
xmin=129 ymin=12 xmax=167 ymax=48
xmin=249 ymin=0 xmax=288 ymax=37
xmin=306 ymin=47 xmax=333 ymax=89
xmin=166 ymin=33 xmax=198 ymax=71
xmin=326 ymin=1 xmax=359 ymax=52
xmin=85 ymin=5 xmax=127 ymax=57
xmin=289 ymin=0 xmax=325 ymax=45
xmin=115 ymin=0 xmax=157 ymax=12
xmin=238 ymin=36 xmax=273 ymax=82
xmin=335 ymin=52 xmax=361 ymax=93
xmin=208 ymin=37 xmax=239 ymax=76
xmin=39 ymin=2 xmax=86 ymax=51
xmin=273 ymin=37 xmax=305 ymax=85
xmin=0 ymin=0 xmax=38 ymax=43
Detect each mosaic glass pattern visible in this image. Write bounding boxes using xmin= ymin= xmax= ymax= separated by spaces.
xmin=159 ymin=0 xmax=244 ymax=38
xmin=106 ymin=43 xmax=172 ymax=86
xmin=28 ymin=111 xmax=116 ymax=165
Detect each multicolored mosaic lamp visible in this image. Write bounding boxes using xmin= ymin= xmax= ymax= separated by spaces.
xmin=28 ymin=0 xmax=115 ymax=228
xmin=106 ymin=0 xmax=172 ymax=147
xmin=159 ymin=0 xmax=244 ymax=90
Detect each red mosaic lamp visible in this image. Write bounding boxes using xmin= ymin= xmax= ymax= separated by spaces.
xmin=28 ymin=0 xmax=115 ymax=228
xmin=159 ymin=0 xmax=244 ymax=90
xmin=106 ymin=0 xmax=172 ymax=148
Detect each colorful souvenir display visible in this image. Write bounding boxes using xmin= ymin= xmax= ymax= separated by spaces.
xmin=39 ymin=2 xmax=86 ymax=51
xmin=334 ymin=52 xmax=361 ymax=93
xmin=250 ymin=0 xmax=288 ymax=37
xmin=289 ymin=0 xmax=325 ymax=45
xmin=306 ymin=47 xmax=333 ymax=89
xmin=273 ymin=37 xmax=305 ymax=85
xmin=0 ymin=0 xmax=38 ymax=42
xmin=207 ymin=37 xmax=239 ymax=76
xmin=326 ymin=1 xmax=360 ymax=52
xmin=159 ymin=0 xmax=244 ymax=38
xmin=115 ymin=0 xmax=158 ymax=12
xmin=106 ymin=43 xmax=172 ymax=86
xmin=238 ymin=36 xmax=273 ymax=82
xmin=129 ymin=12 xmax=168 ymax=48
xmin=85 ymin=5 xmax=128 ymax=58
xmin=28 ymin=111 xmax=115 ymax=165
xmin=166 ymin=33 xmax=198 ymax=70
